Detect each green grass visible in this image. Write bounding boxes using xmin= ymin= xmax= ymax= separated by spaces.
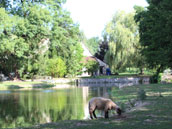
xmin=0 ymin=81 xmax=54 ymax=90
xmin=81 ymin=68 xmax=154 ymax=79
xmin=16 ymin=84 xmax=172 ymax=129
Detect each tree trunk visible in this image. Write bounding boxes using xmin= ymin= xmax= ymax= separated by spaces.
xmin=139 ymin=68 xmax=144 ymax=75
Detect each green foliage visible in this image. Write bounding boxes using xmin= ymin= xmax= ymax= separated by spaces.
xmin=0 ymin=8 xmax=29 ymax=76
xmin=135 ymin=0 xmax=172 ymax=72
xmin=0 ymin=0 xmax=83 ymax=78
xmin=150 ymin=73 xmax=163 ymax=83
xmin=104 ymin=11 xmax=142 ymax=73
xmin=85 ymin=60 xmax=99 ymax=75
xmin=64 ymin=42 xmax=84 ymax=77
xmin=85 ymin=37 xmax=101 ymax=55
xmin=95 ymin=41 xmax=108 ymax=61
xmin=46 ymin=57 xmax=66 ymax=77
xmin=157 ymin=73 xmax=163 ymax=83
xmin=49 ymin=7 xmax=83 ymax=77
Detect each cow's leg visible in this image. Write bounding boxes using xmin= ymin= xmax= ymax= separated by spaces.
xmin=89 ymin=110 xmax=93 ymax=119
xmin=105 ymin=110 xmax=109 ymax=118
xmin=93 ymin=110 xmax=97 ymax=119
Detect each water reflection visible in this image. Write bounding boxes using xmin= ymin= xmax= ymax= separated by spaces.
xmin=0 ymin=90 xmax=11 ymax=94
xmin=0 ymin=86 xmax=118 ymax=128
xmin=42 ymin=89 xmax=55 ymax=93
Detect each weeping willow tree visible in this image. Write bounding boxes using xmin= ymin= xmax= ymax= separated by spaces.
xmin=104 ymin=11 xmax=140 ymax=73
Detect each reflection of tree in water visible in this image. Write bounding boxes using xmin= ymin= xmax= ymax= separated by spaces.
xmin=0 ymin=94 xmax=23 ymax=128
xmin=89 ymin=87 xmax=113 ymax=98
xmin=49 ymin=92 xmax=84 ymax=121
xmin=0 ymin=95 xmax=49 ymax=128
xmin=0 ymin=88 xmax=85 ymax=128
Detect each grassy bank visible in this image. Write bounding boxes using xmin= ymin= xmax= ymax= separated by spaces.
xmin=0 ymin=81 xmax=54 ymax=90
xmin=0 ymin=73 xmax=152 ymax=89
xmin=0 ymin=74 xmax=148 ymax=90
xmin=15 ymin=83 xmax=172 ymax=129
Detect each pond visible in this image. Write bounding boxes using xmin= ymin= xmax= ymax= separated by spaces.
xmin=0 ymin=85 xmax=133 ymax=128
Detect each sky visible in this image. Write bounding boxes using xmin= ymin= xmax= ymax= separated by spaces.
xmin=64 ymin=0 xmax=148 ymax=39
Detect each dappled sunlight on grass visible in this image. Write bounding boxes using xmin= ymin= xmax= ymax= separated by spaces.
xmin=162 ymin=91 xmax=172 ymax=96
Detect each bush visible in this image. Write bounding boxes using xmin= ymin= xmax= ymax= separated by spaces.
xmin=46 ymin=57 xmax=66 ymax=78
xmin=150 ymin=73 xmax=163 ymax=83
xmin=85 ymin=60 xmax=99 ymax=75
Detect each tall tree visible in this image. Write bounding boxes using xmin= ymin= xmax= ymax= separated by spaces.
xmin=95 ymin=40 xmax=108 ymax=61
xmin=135 ymin=0 xmax=172 ymax=74
xmin=0 ymin=1 xmax=52 ymax=77
xmin=0 ymin=8 xmax=30 ymax=77
xmin=103 ymin=11 xmax=140 ymax=73
xmin=0 ymin=0 xmax=83 ymax=78
xmin=50 ymin=9 xmax=83 ymax=76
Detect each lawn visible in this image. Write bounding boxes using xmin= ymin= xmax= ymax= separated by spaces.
xmin=0 ymin=81 xmax=54 ymax=90
xmin=15 ymin=83 xmax=172 ymax=129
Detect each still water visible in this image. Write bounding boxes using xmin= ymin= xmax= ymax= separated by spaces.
xmin=0 ymin=86 xmax=122 ymax=128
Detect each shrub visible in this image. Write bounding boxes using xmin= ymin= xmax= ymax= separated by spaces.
xmin=85 ymin=60 xmax=99 ymax=75
xmin=150 ymin=73 xmax=162 ymax=83
xmin=46 ymin=57 xmax=66 ymax=78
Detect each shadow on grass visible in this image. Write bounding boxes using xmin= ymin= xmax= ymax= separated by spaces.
xmin=7 ymin=85 xmax=22 ymax=89
xmin=31 ymin=83 xmax=55 ymax=88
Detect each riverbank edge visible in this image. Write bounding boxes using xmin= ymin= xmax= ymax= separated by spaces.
xmin=76 ymin=76 xmax=150 ymax=86
xmin=0 ymin=76 xmax=151 ymax=90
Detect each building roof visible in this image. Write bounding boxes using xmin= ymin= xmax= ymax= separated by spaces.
xmin=81 ymin=42 xmax=108 ymax=67
xmin=96 ymin=58 xmax=108 ymax=67
xmin=81 ymin=42 xmax=93 ymax=56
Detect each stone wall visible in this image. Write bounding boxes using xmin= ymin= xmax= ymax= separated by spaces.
xmin=76 ymin=77 xmax=150 ymax=87
xmin=29 ymin=76 xmax=150 ymax=87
